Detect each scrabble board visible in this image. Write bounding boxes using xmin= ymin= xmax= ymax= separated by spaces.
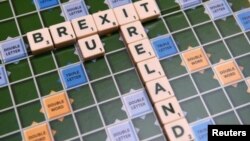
xmin=0 ymin=0 xmax=250 ymax=141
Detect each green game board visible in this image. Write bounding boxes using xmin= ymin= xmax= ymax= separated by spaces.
xmin=0 ymin=0 xmax=250 ymax=141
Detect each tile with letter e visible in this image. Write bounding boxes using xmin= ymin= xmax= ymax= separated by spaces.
xmin=0 ymin=66 xmax=8 ymax=87
xmin=108 ymin=121 xmax=137 ymax=141
xmin=60 ymin=63 xmax=87 ymax=89
xmin=236 ymin=8 xmax=250 ymax=31
xmin=176 ymin=0 xmax=201 ymax=9
xmin=145 ymin=76 xmax=174 ymax=103
xmin=123 ymin=89 xmax=152 ymax=117
xmin=128 ymin=39 xmax=156 ymax=63
xmin=164 ymin=118 xmax=194 ymax=141
xmin=151 ymin=34 xmax=178 ymax=59
xmin=120 ymin=21 xmax=147 ymax=44
xmin=62 ymin=0 xmax=89 ymax=20
xmin=192 ymin=119 xmax=213 ymax=141
xmin=78 ymin=34 xmax=105 ymax=61
xmin=204 ymin=0 xmax=232 ymax=20
xmin=49 ymin=21 xmax=76 ymax=48
xmin=113 ymin=3 xmax=139 ymax=25
xmin=23 ymin=123 xmax=52 ymax=141
xmin=0 ymin=37 xmax=27 ymax=63
xmin=214 ymin=60 xmax=243 ymax=85
xmin=107 ymin=0 xmax=132 ymax=8
xmin=133 ymin=0 xmax=160 ymax=22
xmin=182 ymin=48 xmax=210 ymax=72
xmin=35 ymin=0 xmax=58 ymax=9
xmin=137 ymin=57 xmax=165 ymax=83
xmin=42 ymin=91 xmax=71 ymax=119
xmin=27 ymin=28 xmax=54 ymax=55
xmin=71 ymin=15 xmax=98 ymax=39
xmin=155 ymin=96 xmax=183 ymax=124
xmin=92 ymin=9 xmax=118 ymax=35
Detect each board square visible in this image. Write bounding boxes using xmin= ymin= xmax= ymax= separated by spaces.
xmin=151 ymin=35 xmax=178 ymax=59
xmin=42 ymin=92 xmax=71 ymax=119
xmin=235 ymin=8 xmax=250 ymax=31
xmin=0 ymin=65 xmax=8 ymax=87
xmin=107 ymin=0 xmax=132 ymax=8
xmin=0 ymin=37 xmax=27 ymax=63
xmin=62 ymin=0 xmax=89 ymax=20
xmin=191 ymin=119 xmax=213 ymax=141
xmin=35 ymin=0 xmax=58 ymax=9
xmin=123 ymin=89 xmax=152 ymax=117
xmin=23 ymin=123 xmax=52 ymax=141
xmin=214 ymin=60 xmax=243 ymax=85
xmin=60 ymin=63 xmax=87 ymax=89
xmin=182 ymin=48 xmax=210 ymax=72
xmin=176 ymin=0 xmax=202 ymax=9
xmin=204 ymin=0 xmax=232 ymax=20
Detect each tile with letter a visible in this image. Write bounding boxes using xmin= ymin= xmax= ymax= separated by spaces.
xmin=0 ymin=37 xmax=27 ymax=63
xmin=108 ymin=121 xmax=138 ymax=141
xmin=107 ymin=0 xmax=132 ymax=8
xmin=204 ymin=0 xmax=232 ymax=20
xmin=214 ymin=60 xmax=243 ymax=85
xmin=164 ymin=118 xmax=194 ymax=141
xmin=236 ymin=8 xmax=250 ymax=31
xmin=42 ymin=91 xmax=71 ymax=119
xmin=155 ymin=96 xmax=183 ymax=124
xmin=145 ymin=76 xmax=174 ymax=103
xmin=120 ymin=21 xmax=147 ymax=44
xmin=23 ymin=123 xmax=53 ymax=141
xmin=60 ymin=63 xmax=88 ymax=89
xmin=78 ymin=34 xmax=105 ymax=61
xmin=92 ymin=9 xmax=119 ymax=35
xmin=128 ymin=39 xmax=156 ymax=63
xmin=35 ymin=0 xmax=58 ymax=9
xmin=71 ymin=15 xmax=98 ymax=39
xmin=49 ymin=21 xmax=76 ymax=48
xmin=133 ymin=0 xmax=160 ymax=22
xmin=27 ymin=28 xmax=54 ymax=55
xmin=137 ymin=57 xmax=165 ymax=83
xmin=113 ymin=3 xmax=139 ymax=25
xmin=0 ymin=65 xmax=8 ymax=87
xmin=62 ymin=0 xmax=89 ymax=20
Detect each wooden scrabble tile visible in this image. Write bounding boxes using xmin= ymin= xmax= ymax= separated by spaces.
xmin=145 ymin=76 xmax=174 ymax=103
xmin=27 ymin=28 xmax=54 ymax=55
xmin=92 ymin=9 xmax=119 ymax=35
xmin=49 ymin=21 xmax=76 ymax=48
xmin=133 ymin=0 xmax=160 ymax=22
xmin=23 ymin=123 xmax=52 ymax=141
xmin=182 ymin=48 xmax=209 ymax=72
xmin=137 ymin=57 xmax=165 ymax=83
xmin=71 ymin=15 xmax=98 ymax=39
xmin=164 ymin=118 xmax=194 ymax=141
xmin=78 ymin=34 xmax=105 ymax=61
xmin=155 ymin=97 xmax=183 ymax=124
xmin=113 ymin=3 xmax=139 ymax=25
xmin=214 ymin=60 xmax=243 ymax=85
xmin=128 ymin=39 xmax=156 ymax=63
xmin=42 ymin=92 xmax=71 ymax=119
xmin=120 ymin=21 xmax=147 ymax=44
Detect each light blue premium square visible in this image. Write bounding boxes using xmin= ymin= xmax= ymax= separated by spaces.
xmin=151 ymin=35 xmax=178 ymax=59
xmin=192 ymin=119 xmax=213 ymax=141
xmin=107 ymin=0 xmax=132 ymax=8
xmin=0 ymin=38 xmax=27 ymax=63
xmin=123 ymin=89 xmax=152 ymax=117
xmin=177 ymin=0 xmax=202 ymax=9
xmin=236 ymin=9 xmax=250 ymax=31
xmin=35 ymin=0 xmax=59 ymax=9
xmin=60 ymin=63 xmax=87 ymax=89
xmin=0 ymin=66 xmax=8 ymax=87
xmin=204 ymin=0 xmax=232 ymax=20
xmin=62 ymin=0 xmax=89 ymax=20
xmin=108 ymin=121 xmax=137 ymax=141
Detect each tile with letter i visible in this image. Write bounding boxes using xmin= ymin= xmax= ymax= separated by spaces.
xmin=27 ymin=28 xmax=54 ymax=55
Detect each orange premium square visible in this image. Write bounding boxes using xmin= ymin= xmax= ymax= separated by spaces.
xmin=43 ymin=92 xmax=71 ymax=119
xmin=23 ymin=123 xmax=52 ymax=141
xmin=214 ymin=60 xmax=243 ymax=85
xmin=182 ymin=48 xmax=209 ymax=72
